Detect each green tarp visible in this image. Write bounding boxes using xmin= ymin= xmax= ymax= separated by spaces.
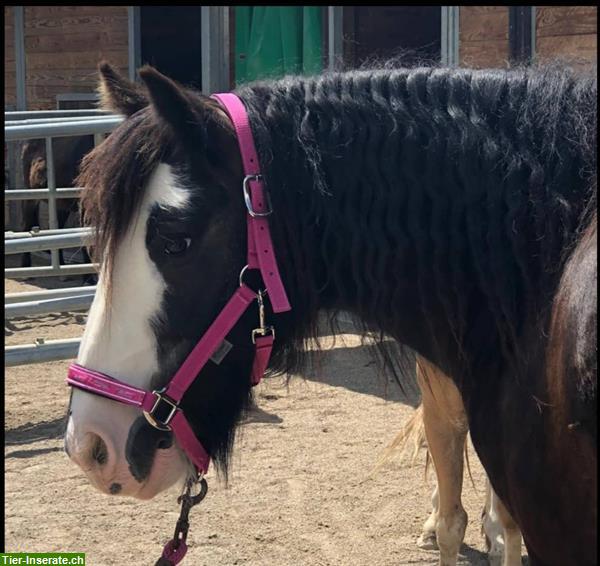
xmin=235 ymin=6 xmax=323 ymax=85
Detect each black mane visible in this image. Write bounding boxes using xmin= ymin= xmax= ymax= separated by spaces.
xmin=237 ymin=63 xmax=597 ymax=383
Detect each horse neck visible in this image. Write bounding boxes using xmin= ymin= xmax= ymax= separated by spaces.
xmin=249 ymin=68 xmax=595 ymax=381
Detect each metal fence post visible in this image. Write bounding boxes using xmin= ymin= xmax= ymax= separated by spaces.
xmin=441 ymin=6 xmax=460 ymax=67
xmin=327 ymin=6 xmax=344 ymax=71
xmin=44 ymin=137 xmax=60 ymax=269
xmin=201 ymin=6 xmax=230 ymax=93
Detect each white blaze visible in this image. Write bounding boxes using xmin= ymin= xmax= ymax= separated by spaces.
xmin=68 ymin=163 xmax=189 ymax=440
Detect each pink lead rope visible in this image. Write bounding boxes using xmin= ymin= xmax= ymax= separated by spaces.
xmin=66 ymin=92 xmax=291 ymax=565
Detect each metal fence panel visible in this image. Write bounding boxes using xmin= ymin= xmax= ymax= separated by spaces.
xmin=4 ymin=112 xmax=118 ymax=365
xmin=5 ymin=294 xmax=94 ymax=319
xmin=5 ymin=231 xmax=91 ymax=255
xmin=5 ymin=285 xmax=97 ymax=304
xmin=5 ymin=338 xmax=81 ymax=367
xmin=4 ymin=117 xmax=123 ymax=141
xmin=5 ymin=264 xmax=97 ymax=279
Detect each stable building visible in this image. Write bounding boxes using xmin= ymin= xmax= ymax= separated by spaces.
xmin=5 ymin=6 xmax=597 ymax=110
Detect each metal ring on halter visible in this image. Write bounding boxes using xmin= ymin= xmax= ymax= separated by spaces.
xmin=239 ymin=265 xmax=250 ymax=287
xmin=238 ymin=265 xmax=268 ymax=296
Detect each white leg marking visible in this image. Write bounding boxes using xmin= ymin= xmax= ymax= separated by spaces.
xmin=418 ymin=484 xmax=440 ymax=550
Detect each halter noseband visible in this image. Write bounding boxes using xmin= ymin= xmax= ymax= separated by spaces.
xmin=66 ymin=93 xmax=291 ymax=563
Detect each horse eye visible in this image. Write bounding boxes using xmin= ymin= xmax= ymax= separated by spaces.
xmin=162 ymin=235 xmax=192 ymax=256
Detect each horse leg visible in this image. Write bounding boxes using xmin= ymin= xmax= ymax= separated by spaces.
xmin=482 ymin=478 xmax=522 ymax=566
xmin=482 ymin=478 xmax=504 ymax=562
xmin=417 ymin=357 xmax=468 ymax=566
xmin=495 ymin=488 xmax=522 ymax=566
xmin=417 ymin=483 xmax=439 ymax=549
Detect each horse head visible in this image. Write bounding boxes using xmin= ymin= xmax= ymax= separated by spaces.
xmin=65 ymin=63 xmax=260 ymax=499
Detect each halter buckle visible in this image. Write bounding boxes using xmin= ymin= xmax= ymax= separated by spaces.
xmin=251 ymin=289 xmax=275 ymax=343
xmin=252 ymin=325 xmax=275 ymax=344
xmin=243 ymin=174 xmax=273 ymax=217
xmin=143 ymin=389 xmax=178 ymax=431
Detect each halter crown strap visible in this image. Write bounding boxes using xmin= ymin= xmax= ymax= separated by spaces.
xmin=211 ymin=92 xmax=291 ymax=314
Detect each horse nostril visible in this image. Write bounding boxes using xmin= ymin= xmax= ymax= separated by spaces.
xmin=90 ymin=435 xmax=108 ymax=466
xmin=109 ymin=483 xmax=122 ymax=495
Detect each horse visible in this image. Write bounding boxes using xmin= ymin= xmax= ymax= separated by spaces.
xmin=382 ymin=356 xmax=522 ymax=566
xmin=20 ymin=136 xmax=95 ymax=270
xmin=64 ymin=62 xmax=596 ymax=565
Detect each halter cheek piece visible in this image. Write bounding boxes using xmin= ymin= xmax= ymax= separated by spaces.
xmin=66 ymin=93 xmax=291 ymax=565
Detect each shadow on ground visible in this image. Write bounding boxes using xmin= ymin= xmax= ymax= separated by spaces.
xmin=5 ymin=416 xmax=67 ymax=446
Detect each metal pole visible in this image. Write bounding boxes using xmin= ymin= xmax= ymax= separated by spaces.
xmin=5 ymin=294 xmax=94 ymax=319
xmin=5 ymin=188 xmax=83 ymax=200
xmin=5 ymin=231 xmax=92 ymax=255
xmin=6 ymin=109 xmax=108 ymax=120
xmin=6 ymin=285 xmax=97 ymax=304
xmin=5 ymin=227 xmax=90 ymax=239
xmin=44 ymin=137 xmax=60 ymax=270
xmin=5 ymin=338 xmax=81 ymax=367
xmin=441 ymin=7 xmax=460 ymax=67
xmin=201 ymin=6 xmax=229 ymax=93
xmin=5 ymin=115 xmax=113 ymax=126
xmin=4 ymin=117 xmax=123 ymax=142
xmin=530 ymin=6 xmax=537 ymax=62
xmin=6 ymin=264 xmax=97 ymax=279
xmin=327 ymin=6 xmax=343 ymax=71
xmin=128 ymin=6 xmax=142 ymax=82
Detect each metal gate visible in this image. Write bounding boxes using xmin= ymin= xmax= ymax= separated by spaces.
xmin=5 ymin=110 xmax=123 ymax=366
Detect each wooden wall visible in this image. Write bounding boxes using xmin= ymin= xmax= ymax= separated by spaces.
xmin=23 ymin=6 xmax=128 ymax=110
xmin=5 ymin=7 xmax=16 ymax=109
xmin=459 ymin=6 xmax=509 ymax=68
xmin=536 ymin=6 xmax=597 ymax=65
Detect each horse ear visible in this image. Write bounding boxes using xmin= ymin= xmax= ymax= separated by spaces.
xmin=97 ymin=61 xmax=148 ymax=116
xmin=138 ymin=65 xmax=209 ymax=147
xmin=139 ymin=65 xmax=240 ymax=172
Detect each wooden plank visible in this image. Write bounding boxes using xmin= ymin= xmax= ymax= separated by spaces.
xmin=536 ymin=6 xmax=597 ymax=38
xmin=22 ymin=6 xmax=128 ymax=110
xmin=26 ymin=68 xmax=128 ymax=87
xmin=460 ymin=39 xmax=509 ymax=69
xmin=26 ymin=6 xmax=126 ymax=18
xmin=24 ymin=12 xmax=128 ymax=37
xmin=460 ymin=6 xmax=508 ymax=42
xmin=459 ymin=6 xmax=508 ymax=16
xmin=5 ymin=5 xmax=14 ymax=27
xmin=5 ymin=6 xmax=16 ymax=107
xmin=25 ymin=30 xmax=127 ymax=53
xmin=536 ymin=34 xmax=597 ymax=64
xmin=25 ymin=83 xmax=108 ymax=110
xmin=26 ymin=50 xmax=128 ymax=71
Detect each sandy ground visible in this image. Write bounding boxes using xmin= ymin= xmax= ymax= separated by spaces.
xmin=5 ymin=274 xmax=527 ymax=566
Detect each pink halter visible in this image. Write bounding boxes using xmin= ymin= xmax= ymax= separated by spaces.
xmin=67 ymin=91 xmax=291 ymax=477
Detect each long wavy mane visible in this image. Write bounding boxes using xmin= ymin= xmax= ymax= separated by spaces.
xmin=237 ymin=62 xmax=596 ymax=382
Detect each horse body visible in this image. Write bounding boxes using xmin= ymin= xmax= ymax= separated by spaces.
xmin=65 ymin=63 xmax=596 ymax=565
xmin=20 ymin=136 xmax=94 ymax=267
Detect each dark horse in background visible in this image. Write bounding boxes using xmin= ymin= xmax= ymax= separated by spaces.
xmin=20 ymin=136 xmax=94 ymax=269
xmin=64 ymin=62 xmax=596 ymax=566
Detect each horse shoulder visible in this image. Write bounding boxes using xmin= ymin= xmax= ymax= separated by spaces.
xmin=547 ymin=211 xmax=597 ymax=442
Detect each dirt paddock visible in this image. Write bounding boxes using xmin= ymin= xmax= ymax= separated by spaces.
xmin=5 ymin=276 xmax=528 ymax=565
